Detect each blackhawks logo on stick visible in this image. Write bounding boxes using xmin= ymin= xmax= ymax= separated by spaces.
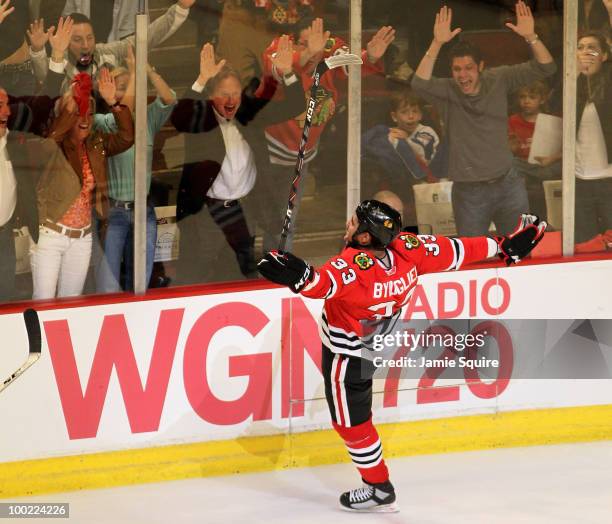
xmin=399 ymin=233 xmax=420 ymax=250
xmin=354 ymin=252 xmax=374 ymax=270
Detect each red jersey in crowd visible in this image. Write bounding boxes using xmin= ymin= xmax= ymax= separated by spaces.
xmin=300 ymin=234 xmax=492 ymax=356
xmin=508 ymin=113 xmax=536 ymax=160
xmin=260 ymin=35 xmax=383 ymax=165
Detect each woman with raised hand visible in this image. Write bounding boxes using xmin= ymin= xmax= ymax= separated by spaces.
xmin=574 ymin=31 xmax=612 ymax=244
xmin=94 ymin=46 xmax=177 ymax=293
xmin=30 ymin=68 xmax=134 ymax=299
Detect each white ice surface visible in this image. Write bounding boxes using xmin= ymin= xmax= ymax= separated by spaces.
xmin=9 ymin=441 xmax=612 ymax=524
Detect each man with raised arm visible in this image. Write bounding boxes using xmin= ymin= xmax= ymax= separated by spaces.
xmin=27 ymin=0 xmax=196 ymax=89
xmin=171 ymin=38 xmax=307 ymax=282
xmin=411 ymin=2 xmax=556 ymax=237
xmin=257 ymin=16 xmax=396 ymax=251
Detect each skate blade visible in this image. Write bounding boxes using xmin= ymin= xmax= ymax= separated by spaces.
xmin=339 ymin=502 xmax=400 ymax=513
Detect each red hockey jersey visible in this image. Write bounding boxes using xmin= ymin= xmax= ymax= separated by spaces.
xmin=301 ymin=234 xmax=493 ymax=356
xmin=508 ymin=113 xmax=535 ymax=160
xmin=260 ymin=35 xmax=383 ymax=165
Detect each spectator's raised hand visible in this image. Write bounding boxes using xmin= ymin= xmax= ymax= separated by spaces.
xmin=366 ymin=26 xmax=396 ymax=63
xmin=577 ymin=51 xmax=598 ymax=73
xmin=505 ymin=1 xmax=535 ymax=38
xmin=388 ymin=127 xmax=409 ymax=141
xmin=98 ymin=67 xmax=117 ymax=106
xmin=27 ymin=19 xmax=54 ymax=52
xmin=271 ymin=35 xmax=294 ymax=76
xmin=604 ymin=0 xmax=612 ymax=13
xmin=177 ymin=0 xmax=196 ymax=9
xmin=49 ymin=16 xmax=73 ymax=59
xmin=306 ymin=18 xmax=330 ymax=58
xmin=197 ymin=43 xmax=226 ymax=85
xmin=433 ymin=6 xmax=461 ymax=45
xmin=60 ymin=90 xmax=77 ymax=114
xmin=0 ymin=0 xmax=15 ymax=24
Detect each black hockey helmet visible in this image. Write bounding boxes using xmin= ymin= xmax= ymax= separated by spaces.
xmin=353 ymin=199 xmax=402 ymax=249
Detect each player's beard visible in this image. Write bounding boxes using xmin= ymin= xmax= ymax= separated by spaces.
xmin=347 ymin=238 xmax=379 ymax=251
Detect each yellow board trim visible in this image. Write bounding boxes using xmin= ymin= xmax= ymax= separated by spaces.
xmin=1 ymin=404 xmax=611 ymax=498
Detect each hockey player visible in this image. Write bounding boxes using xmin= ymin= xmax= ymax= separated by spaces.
xmin=258 ymin=199 xmax=546 ymax=512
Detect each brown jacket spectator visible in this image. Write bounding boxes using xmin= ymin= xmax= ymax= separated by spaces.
xmin=31 ymin=69 xmax=133 ymax=300
xmin=40 ymin=96 xmax=134 ymax=221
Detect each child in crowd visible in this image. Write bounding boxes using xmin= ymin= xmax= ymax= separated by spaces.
xmin=508 ymin=79 xmax=561 ymax=222
xmin=362 ymin=90 xmax=441 ymax=229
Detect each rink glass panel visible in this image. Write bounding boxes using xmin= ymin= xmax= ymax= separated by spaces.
xmin=160 ymin=0 xmax=351 ymax=289
xmin=2 ymin=1 xmax=611 ymax=307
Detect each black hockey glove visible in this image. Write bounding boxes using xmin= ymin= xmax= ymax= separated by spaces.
xmin=257 ymin=251 xmax=314 ymax=293
xmin=493 ymin=214 xmax=547 ymax=266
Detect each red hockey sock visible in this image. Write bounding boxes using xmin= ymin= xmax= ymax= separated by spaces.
xmin=333 ymin=417 xmax=389 ymax=484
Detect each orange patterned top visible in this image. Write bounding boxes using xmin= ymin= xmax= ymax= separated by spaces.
xmin=59 ymin=145 xmax=96 ymax=229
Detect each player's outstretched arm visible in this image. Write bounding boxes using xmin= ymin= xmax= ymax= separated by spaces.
xmin=402 ymin=214 xmax=546 ymax=274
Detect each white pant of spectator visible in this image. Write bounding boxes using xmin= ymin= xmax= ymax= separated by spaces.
xmin=30 ymin=226 xmax=93 ymax=300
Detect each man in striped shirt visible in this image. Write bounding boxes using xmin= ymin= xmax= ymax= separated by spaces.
xmin=258 ymin=199 xmax=546 ymax=512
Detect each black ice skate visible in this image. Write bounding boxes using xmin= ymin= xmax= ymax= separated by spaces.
xmin=339 ymin=480 xmax=399 ymax=512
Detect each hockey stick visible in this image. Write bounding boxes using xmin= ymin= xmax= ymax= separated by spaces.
xmin=278 ymin=53 xmax=363 ymax=252
xmin=0 ymin=309 xmax=42 ymax=393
